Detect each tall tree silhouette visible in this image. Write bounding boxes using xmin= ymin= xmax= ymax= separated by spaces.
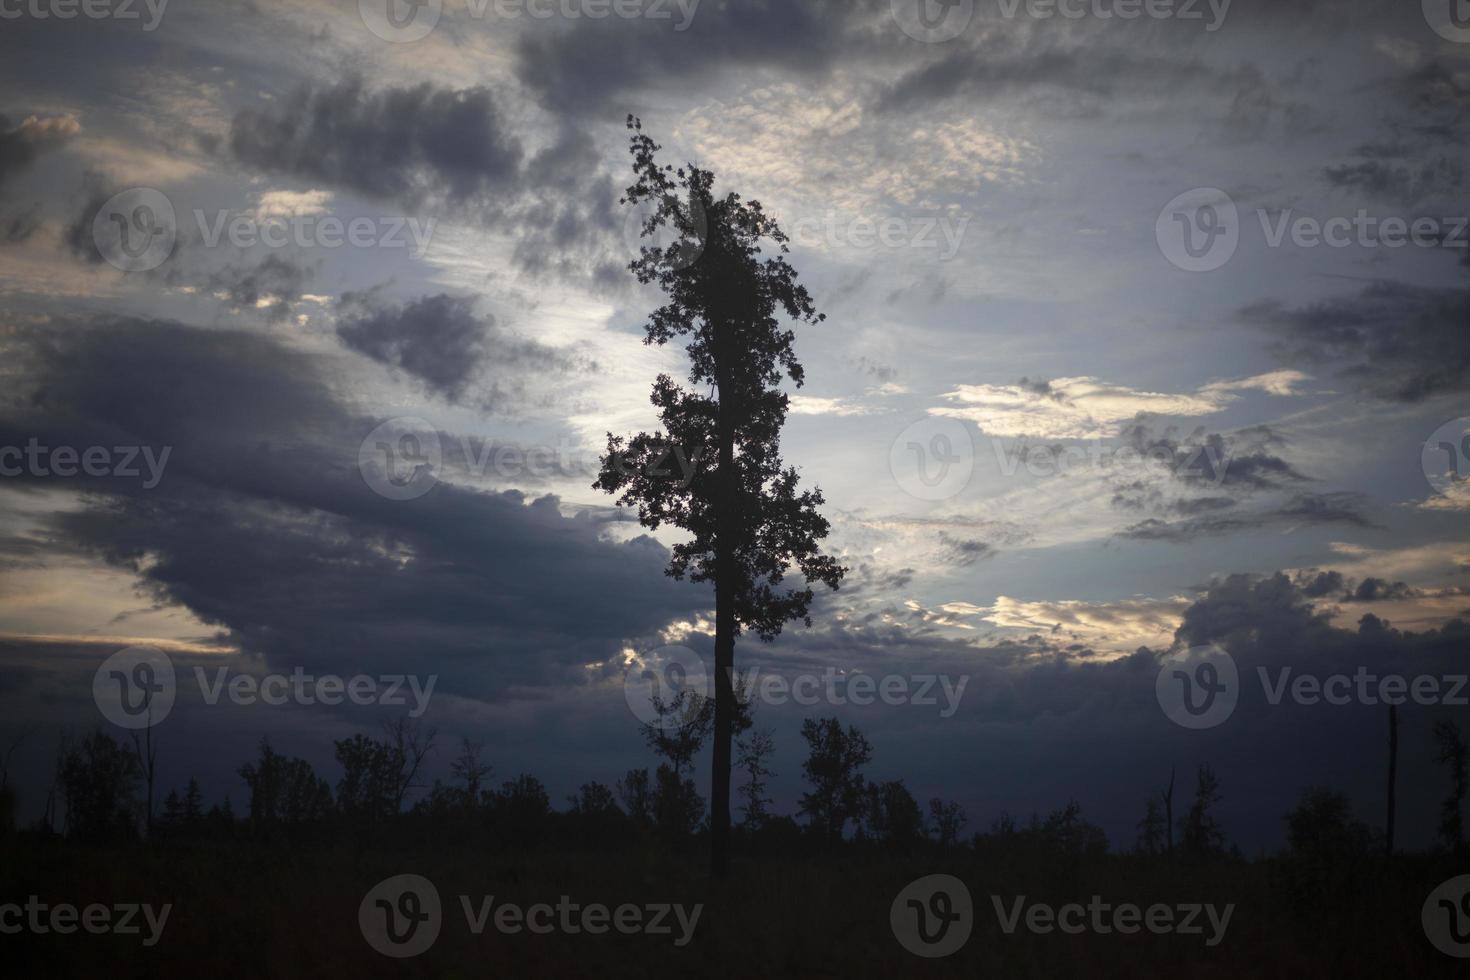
xmin=598 ymin=118 xmax=846 ymax=875
xmin=1434 ymin=720 xmax=1467 ymax=854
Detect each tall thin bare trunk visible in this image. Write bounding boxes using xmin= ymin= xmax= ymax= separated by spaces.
xmin=1163 ymin=767 xmax=1176 ymax=859
xmin=1385 ymin=703 xmax=1398 ymax=856
xmin=710 ymin=318 xmax=736 ymax=879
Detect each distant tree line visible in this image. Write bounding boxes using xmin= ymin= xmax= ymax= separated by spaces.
xmin=3 ymin=714 xmax=1465 ymax=867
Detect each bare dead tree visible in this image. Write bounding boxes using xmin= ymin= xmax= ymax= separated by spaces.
xmin=450 ymin=736 xmax=491 ymax=802
xmin=1163 ymin=766 xmax=1176 ymax=859
xmin=1385 ymin=703 xmax=1398 ymax=856
xmin=382 ymin=716 xmax=437 ymax=813
xmin=42 ymin=731 xmax=70 ymax=835
xmin=129 ymin=723 xmax=158 ymax=838
xmin=0 ymin=724 xmax=38 ymax=794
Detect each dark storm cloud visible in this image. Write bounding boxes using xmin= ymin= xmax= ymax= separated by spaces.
xmin=1295 ymin=568 xmax=1345 ymax=598
xmin=1393 ymin=59 xmax=1470 ymax=123
xmin=871 ymin=32 xmax=1312 ymax=131
xmin=0 ymin=113 xmax=78 ymax=192
xmin=1166 ymin=495 xmax=1237 ymax=516
xmin=874 ymin=46 xmax=1206 ymax=114
xmin=1119 ymin=491 xmax=1375 ymax=541
xmin=1016 ymin=376 xmax=1068 ymax=403
xmin=835 ymin=561 xmax=915 ymax=599
xmin=0 ymin=316 xmax=705 ymax=699
xmin=60 ymin=174 xmax=321 ymax=322
xmin=851 ymin=356 xmax=898 ymax=384
xmin=61 ymin=173 xmax=112 ymax=264
xmin=513 ymin=0 xmax=859 ymax=116
xmin=1121 ymin=423 xmax=1309 ymax=492
xmin=1321 ymin=157 xmax=1466 ymax=206
xmin=1 ymin=549 xmax=1463 ymax=852
xmin=1239 ymin=279 xmax=1470 ymax=402
xmin=229 ymin=78 xmax=523 ymax=207
xmin=203 ymin=253 xmax=318 ymax=323
xmin=1345 ymin=577 xmax=1417 ymax=602
xmin=1 ymin=203 xmax=39 ymax=243
xmin=507 ymin=124 xmax=623 ymax=285
xmin=757 ymin=569 xmax=1467 ymax=851
xmin=938 ymin=533 xmax=994 ymax=567
xmin=1119 ymin=514 xmax=1252 ymax=542
xmin=227 ymin=82 xmax=622 ymax=283
xmin=1275 ymin=490 xmax=1376 ymax=528
xmin=336 ymin=292 xmax=573 ymax=403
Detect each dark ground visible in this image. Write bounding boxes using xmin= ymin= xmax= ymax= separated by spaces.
xmin=1 ymin=838 xmax=1462 ymax=978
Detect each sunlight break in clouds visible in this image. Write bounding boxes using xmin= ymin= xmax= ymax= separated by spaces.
xmin=932 ymin=372 xmax=1309 ymax=439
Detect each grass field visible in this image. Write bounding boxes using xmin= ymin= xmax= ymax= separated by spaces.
xmin=1 ymin=837 xmax=1462 ymax=978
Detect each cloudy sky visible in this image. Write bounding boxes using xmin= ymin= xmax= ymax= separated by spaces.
xmin=1 ymin=0 xmax=1467 ymax=850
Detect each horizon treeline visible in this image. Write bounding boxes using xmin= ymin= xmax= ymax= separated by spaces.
xmin=3 ymin=704 xmax=1466 ymax=867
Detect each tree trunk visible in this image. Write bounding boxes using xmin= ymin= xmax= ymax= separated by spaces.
xmin=710 ymin=320 xmax=736 ymax=879
xmin=1385 ymin=703 xmax=1398 ymax=856
xmin=1163 ymin=767 xmax=1175 ymax=860
xmin=711 ymin=576 xmax=734 ymax=877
